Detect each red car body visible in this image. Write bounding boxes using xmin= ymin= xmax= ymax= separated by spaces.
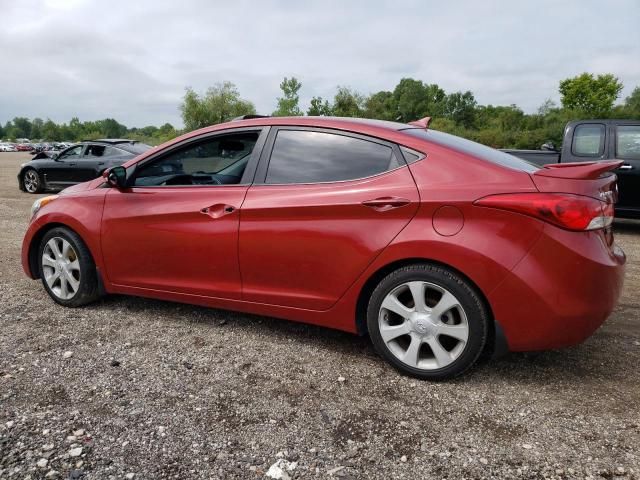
xmin=22 ymin=117 xmax=625 ymax=353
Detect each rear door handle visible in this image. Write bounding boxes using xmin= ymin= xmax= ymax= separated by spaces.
xmin=200 ymin=204 xmax=236 ymax=218
xmin=362 ymin=197 xmax=410 ymax=211
xmin=619 ymin=164 xmax=633 ymax=170
xmin=69 ymin=163 xmax=77 ymax=166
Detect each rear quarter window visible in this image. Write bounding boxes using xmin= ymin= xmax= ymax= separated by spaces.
xmin=402 ymin=129 xmax=539 ymax=173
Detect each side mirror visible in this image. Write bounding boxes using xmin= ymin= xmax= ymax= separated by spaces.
xmin=104 ymin=166 xmax=127 ymax=188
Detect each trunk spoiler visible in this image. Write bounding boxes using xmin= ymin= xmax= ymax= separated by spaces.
xmin=534 ymin=160 xmax=623 ymax=180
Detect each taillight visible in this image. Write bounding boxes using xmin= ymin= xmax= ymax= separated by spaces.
xmin=474 ymin=193 xmax=613 ymax=231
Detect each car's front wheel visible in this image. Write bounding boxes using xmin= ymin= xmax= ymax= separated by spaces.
xmin=22 ymin=168 xmax=43 ymax=193
xmin=38 ymin=227 xmax=100 ymax=307
xmin=367 ymin=263 xmax=489 ymax=380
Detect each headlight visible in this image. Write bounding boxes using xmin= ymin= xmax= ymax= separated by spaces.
xmin=30 ymin=195 xmax=58 ymax=219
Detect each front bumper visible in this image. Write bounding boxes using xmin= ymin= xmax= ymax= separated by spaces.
xmin=489 ymin=225 xmax=625 ymax=351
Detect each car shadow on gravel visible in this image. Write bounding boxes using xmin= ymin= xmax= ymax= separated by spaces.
xmin=91 ymin=294 xmax=630 ymax=387
xmin=95 ymin=294 xmax=376 ymax=358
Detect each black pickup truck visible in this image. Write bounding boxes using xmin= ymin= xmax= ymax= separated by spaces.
xmin=503 ymin=119 xmax=640 ymax=218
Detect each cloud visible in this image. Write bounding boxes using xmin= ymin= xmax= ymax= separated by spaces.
xmin=0 ymin=0 xmax=638 ymax=127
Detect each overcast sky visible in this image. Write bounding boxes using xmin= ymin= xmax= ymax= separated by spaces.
xmin=1 ymin=0 xmax=639 ymax=128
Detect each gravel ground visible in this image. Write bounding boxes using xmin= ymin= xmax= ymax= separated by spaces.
xmin=1 ymin=152 xmax=639 ymax=480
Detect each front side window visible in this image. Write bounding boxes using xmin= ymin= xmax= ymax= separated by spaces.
xmin=265 ymin=130 xmax=401 ymax=184
xmin=616 ymin=125 xmax=640 ymax=160
xmin=572 ymin=124 xmax=605 ymax=157
xmin=133 ymin=132 xmax=259 ymax=186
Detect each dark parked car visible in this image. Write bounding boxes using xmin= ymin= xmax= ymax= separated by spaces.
xmin=503 ymin=120 xmax=640 ymax=218
xmin=18 ymin=139 xmax=151 ymax=193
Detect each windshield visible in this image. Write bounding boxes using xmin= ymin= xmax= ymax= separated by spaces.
xmin=402 ymin=128 xmax=539 ymax=173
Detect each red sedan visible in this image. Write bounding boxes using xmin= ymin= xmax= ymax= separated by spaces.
xmin=21 ymin=116 xmax=625 ymax=380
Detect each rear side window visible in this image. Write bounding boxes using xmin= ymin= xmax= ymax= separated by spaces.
xmin=265 ymin=130 xmax=402 ymax=184
xmin=85 ymin=145 xmax=106 ymax=157
xmin=616 ymin=125 xmax=640 ymax=160
xmin=572 ymin=124 xmax=605 ymax=157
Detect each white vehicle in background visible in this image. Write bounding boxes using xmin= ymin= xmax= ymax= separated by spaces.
xmin=0 ymin=143 xmax=18 ymax=152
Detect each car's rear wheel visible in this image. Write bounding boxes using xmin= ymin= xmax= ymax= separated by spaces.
xmin=22 ymin=168 xmax=43 ymax=193
xmin=367 ymin=264 xmax=489 ymax=380
xmin=38 ymin=227 xmax=100 ymax=307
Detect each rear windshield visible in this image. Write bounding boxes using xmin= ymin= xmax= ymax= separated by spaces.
xmin=119 ymin=143 xmax=151 ymax=154
xmin=402 ymin=129 xmax=539 ymax=173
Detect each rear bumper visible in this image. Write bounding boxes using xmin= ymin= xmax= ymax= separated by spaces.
xmin=489 ymin=226 xmax=625 ymax=351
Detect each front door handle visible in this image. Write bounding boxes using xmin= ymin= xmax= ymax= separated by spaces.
xmin=69 ymin=162 xmax=77 ymax=166
xmin=200 ymin=204 xmax=236 ymax=218
xmin=619 ymin=164 xmax=633 ymax=171
xmin=362 ymin=197 xmax=410 ymax=211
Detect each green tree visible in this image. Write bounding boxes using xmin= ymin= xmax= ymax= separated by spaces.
xmin=273 ymin=77 xmax=303 ymax=116
xmin=390 ymin=79 xmax=447 ymax=122
xmin=42 ymin=119 xmax=61 ymax=141
xmin=393 ymin=78 xmax=427 ymax=122
xmin=623 ymin=86 xmax=640 ymax=116
xmin=30 ymin=118 xmax=44 ymax=140
xmin=180 ymin=82 xmax=256 ymax=131
xmin=307 ymin=96 xmax=332 ymax=116
xmin=364 ymin=91 xmax=396 ymax=120
xmin=332 ymin=86 xmax=364 ymax=117
xmin=11 ymin=117 xmax=32 ymax=139
xmin=96 ymin=118 xmax=127 ymax=138
xmin=559 ymin=73 xmax=623 ymax=117
xmin=444 ymin=91 xmax=477 ymax=128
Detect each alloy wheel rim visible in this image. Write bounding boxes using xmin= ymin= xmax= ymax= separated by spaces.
xmin=378 ymin=281 xmax=469 ymax=370
xmin=42 ymin=237 xmax=81 ymax=300
xmin=24 ymin=171 xmax=38 ymax=192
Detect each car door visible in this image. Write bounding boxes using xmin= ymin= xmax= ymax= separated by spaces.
xmin=238 ymin=127 xmax=420 ymax=310
xmin=100 ymin=127 xmax=267 ymax=299
xmin=613 ymin=124 xmax=640 ymax=211
xmin=71 ymin=143 xmax=105 ymax=182
xmin=43 ymin=144 xmax=85 ymax=184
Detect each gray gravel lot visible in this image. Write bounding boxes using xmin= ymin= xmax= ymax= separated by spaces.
xmin=1 ymin=152 xmax=639 ymax=479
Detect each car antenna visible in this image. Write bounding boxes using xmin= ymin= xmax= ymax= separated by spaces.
xmin=408 ymin=116 xmax=431 ymax=129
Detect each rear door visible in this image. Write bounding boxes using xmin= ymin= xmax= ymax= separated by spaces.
xmin=239 ymin=127 xmax=419 ymax=310
xmin=68 ymin=143 xmax=103 ymax=182
xmin=613 ymin=124 xmax=640 ymax=211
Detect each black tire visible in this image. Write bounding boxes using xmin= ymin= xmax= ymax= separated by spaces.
xmin=38 ymin=227 xmax=101 ymax=307
xmin=22 ymin=168 xmax=44 ymax=193
xmin=367 ymin=263 xmax=489 ymax=381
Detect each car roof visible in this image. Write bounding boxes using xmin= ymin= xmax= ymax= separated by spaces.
xmin=231 ymin=116 xmax=414 ymax=131
xmin=80 ymin=138 xmax=140 ymax=144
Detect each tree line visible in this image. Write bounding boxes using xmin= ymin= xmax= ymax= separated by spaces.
xmin=0 ymin=117 xmax=179 ymax=146
xmin=3 ymin=73 xmax=639 ymax=149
